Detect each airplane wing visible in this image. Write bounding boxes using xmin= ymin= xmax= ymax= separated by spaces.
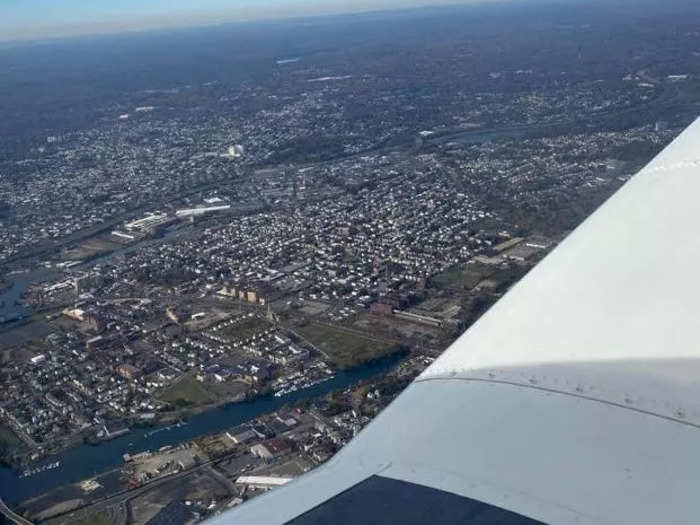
xmin=208 ymin=117 xmax=700 ymax=525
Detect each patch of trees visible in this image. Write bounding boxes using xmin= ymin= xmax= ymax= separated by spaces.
xmin=612 ymin=140 xmax=664 ymax=163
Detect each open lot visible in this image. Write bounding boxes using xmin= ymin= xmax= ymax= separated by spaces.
xmin=198 ymin=434 xmax=236 ymax=458
xmin=63 ymin=236 xmax=122 ymax=261
xmin=129 ymin=445 xmax=205 ymax=479
xmin=23 ymin=469 xmax=124 ymax=522
xmin=296 ymin=323 xmax=400 ymax=369
xmin=129 ymin=470 xmax=228 ymax=525
xmin=158 ymin=376 xmax=219 ymax=407
xmin=431 ymin=262 xmax=496 ymax=291
xmin=210 ymin=379 xmax=250 ymax=401
xmin=67 ymin=508 xmax=118 ymax=525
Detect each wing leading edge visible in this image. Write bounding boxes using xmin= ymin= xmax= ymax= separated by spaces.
xmin=209 ymin=117 xmax=700 ymax=525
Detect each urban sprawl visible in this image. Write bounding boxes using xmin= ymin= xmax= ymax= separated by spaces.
xmin=1 ymin=4 xmax=699 ymax=524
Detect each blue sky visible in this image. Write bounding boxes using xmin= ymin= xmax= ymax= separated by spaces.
xmin=4 ymin=0 xmax=277 ymax=26
xmin=0 ymin=0 xmax=501 ymax=41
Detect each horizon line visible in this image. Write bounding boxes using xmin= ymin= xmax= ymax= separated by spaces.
xmin=0 ymin=1 xmax=513 ymax=44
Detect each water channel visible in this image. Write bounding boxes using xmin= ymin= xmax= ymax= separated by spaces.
xmin=0 ymin=352 xmax=405 ymax=504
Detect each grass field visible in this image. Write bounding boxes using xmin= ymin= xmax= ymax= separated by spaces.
xmin=431 ymin=263 xmax=495 ymax=290
xmin=296 ymin=323 xmax=400 ymax=369
xmin=64 ymin=236 xmax=121 ymax=261
xmin=159 ymin=376 xmax=218 ymax=406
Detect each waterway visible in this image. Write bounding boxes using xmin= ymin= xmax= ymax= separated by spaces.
xmin=0 ymin=225 xmax=193 ymax=327
xmin=0 ymin=352 xmax=406 ymax=504
xmin=0 ymin=278 xmax=29 ymax=323
xmin=0 ymin=269 xmax=59 ymax=324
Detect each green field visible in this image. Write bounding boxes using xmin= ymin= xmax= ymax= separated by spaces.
xmin=431 ymin=263 xmax=495 ymax=290
xmin=296 ymin=323 xmax=400 ymax=369
xmin=159 ymin=376 xmax=218 ymax=406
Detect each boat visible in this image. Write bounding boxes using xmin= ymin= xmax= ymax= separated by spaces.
xmin=19 ymin=461 xmax=61 ymax=479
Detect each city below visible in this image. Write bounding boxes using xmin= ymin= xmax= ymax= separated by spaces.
xmin=1 ymin=1 xmax=700 ymax=524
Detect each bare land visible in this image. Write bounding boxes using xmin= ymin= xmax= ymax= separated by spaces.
xmin=296 ymin=322 xmax=401 ymax=369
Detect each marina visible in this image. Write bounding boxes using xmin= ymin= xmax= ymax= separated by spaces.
xmin=0 ymin=351 xmax=406 ymax=505
xmin=273 ymin=374 xmax=334 ymax=397
xmin=143 ymin=419 xmax=187 ymax=438
xmin=18 ymin=461 xmax=61 ymax=479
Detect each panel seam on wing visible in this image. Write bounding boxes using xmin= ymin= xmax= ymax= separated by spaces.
xmin=414 ymin=375 xmax=700 ymax=429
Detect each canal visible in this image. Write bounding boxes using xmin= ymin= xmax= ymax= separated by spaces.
xmin=0 ymin=352 xmax=406 ymax=504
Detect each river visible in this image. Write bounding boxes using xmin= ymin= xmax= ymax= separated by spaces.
xmin=0 ymin=278 xmax=28 ymax=323
xmin=0 ymin=269 xmax=60 ymax=324
xmin=0 ymin=224 xmax=403 ymax=504
xmin=0 ymin=225 xmax=193 ymax=327
xmin=0 ymin=352 xmax=405 ymax=504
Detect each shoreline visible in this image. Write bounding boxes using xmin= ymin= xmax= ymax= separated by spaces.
xmin=22 ymin=350 xmax=417 ymax=521
xmin=0 ymin=351 xmax=409 ymax=506
xmin=3 ymin=348 xmax=409 ymax=472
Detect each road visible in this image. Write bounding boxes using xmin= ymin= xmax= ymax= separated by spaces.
xmin=0 ymin=497 xmax=34 ymax=525
xmin=43 ymin=449 xmax=237 ymax=523
xmin=206 ymin=465 xmax=237 ymax=494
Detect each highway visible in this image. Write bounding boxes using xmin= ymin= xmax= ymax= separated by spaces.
xmin=0 ymin=497 xmax=34 ymax=525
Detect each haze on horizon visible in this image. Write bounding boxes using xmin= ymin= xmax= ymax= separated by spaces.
xmin=0 ymin=0 xmax=517 ymax=42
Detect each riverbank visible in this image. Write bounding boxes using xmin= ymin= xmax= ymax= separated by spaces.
xmin=0 ymin=224 xmax=194 ymax=332
xmin=0 ymin=351 xmax=407 ymax=505
xmin=0 ymin=269 xmax=60 ymax=332
xmin=6 ymin=346 xmax=408 ymax=468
